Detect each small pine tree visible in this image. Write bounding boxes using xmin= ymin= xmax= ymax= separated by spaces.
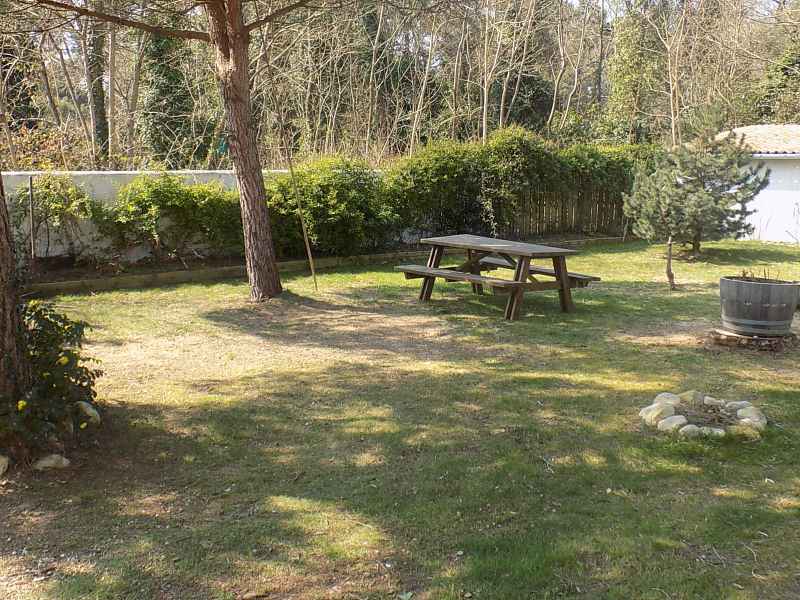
xmin=624 ymin=115 xmax=769 ymax=287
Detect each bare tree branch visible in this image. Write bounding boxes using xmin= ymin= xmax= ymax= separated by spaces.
xmin=29 ymin=0 xmax=211 ymax=41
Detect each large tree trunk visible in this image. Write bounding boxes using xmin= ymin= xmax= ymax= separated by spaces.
xmin=0 ymin=172 xmax=28 ymax=402
xmin=206 ymin=3 xmax=282 ymax=300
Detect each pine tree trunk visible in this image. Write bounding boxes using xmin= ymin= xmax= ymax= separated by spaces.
xmin=0 ymin=172 xmax=28 ymax=401
xmin=206 ymin=2 xmax=282 ymax=301
xmin=691 ymin=234 xmax=701 ymax=256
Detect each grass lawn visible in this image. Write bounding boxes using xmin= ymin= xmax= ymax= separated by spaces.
xmin=2 ymin=239 xmax=800 ymax=600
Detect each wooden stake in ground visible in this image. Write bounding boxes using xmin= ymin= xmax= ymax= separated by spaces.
xmin=28 ymin=176 xmax=36 ymax=274
xmin=283 ymin=136 xmax=318 ymax=292
xmin=666 ymin=236 xmax=676 ymax=290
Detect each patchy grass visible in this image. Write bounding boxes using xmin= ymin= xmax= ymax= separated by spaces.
xmin=2 ymin=239 xmax=800 ymax=600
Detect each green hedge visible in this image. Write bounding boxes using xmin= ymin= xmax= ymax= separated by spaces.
xmin=382 ymin=127 xmax=661 ymax=239
xmin=31 ymin=128 xmax=660 ymax=265
xmin=94 ymin=174 xmax=242 ymax=259
xmin=383 ymin=141 xmax=490 ymax=236
xmin=266 ymin=157 xmax=395 ymax=258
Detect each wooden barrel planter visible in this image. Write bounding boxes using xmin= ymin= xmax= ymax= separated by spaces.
xmin=720 ymin=276 xmax=800 ymax=337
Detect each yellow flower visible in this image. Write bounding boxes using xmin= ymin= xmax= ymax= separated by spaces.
xmin=57 ymin=356 xmax=69 ymax=366
xmin=80 ymin=422 xmax=88 ymax=429
xmin=17 ymin=400 xmax=27 ymax=411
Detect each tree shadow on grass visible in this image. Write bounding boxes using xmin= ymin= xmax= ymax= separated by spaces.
xmin=689 ymin=245 xmax=800 ymax=267
xmin=8 ymin=358 xmax=796 ymax=599
xmin=5 ymin=272 xmax=800 ymax=599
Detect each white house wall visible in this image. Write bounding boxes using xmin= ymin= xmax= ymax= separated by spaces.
xmin=748 ymin=157 xmax=800 ymax=244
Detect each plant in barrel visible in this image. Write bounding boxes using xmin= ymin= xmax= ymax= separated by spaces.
xmin=624 ymin=114 xmax=769 ymax=289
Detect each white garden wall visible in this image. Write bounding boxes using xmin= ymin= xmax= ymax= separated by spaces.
xmin=1 ymin=170 xmax=286 ymax=261
xmin=2 ymin=170 xmax=242 ymax=205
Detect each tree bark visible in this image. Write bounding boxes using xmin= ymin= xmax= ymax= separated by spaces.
xmin=206 ymin=1 xmax=282 ymax=300
xmin=691 ymin=233 xmax=701 ymax=256
xmin=84 ymin=10 xmax=110 ymax=165
xmin=108 ymin=23 xmax=117 ymax=165
xmin=0 ymin=172 xmax=28 ymax=402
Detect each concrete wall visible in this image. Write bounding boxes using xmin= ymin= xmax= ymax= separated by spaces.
xmin=0 ymin=170 xmax=265 ymax=261
xmin=2 ymin=170 xmax=243 ymax=204
xmin=748 ymin=157 xmax=800 ymax=244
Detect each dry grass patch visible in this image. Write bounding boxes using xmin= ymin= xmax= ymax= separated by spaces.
xmin=1 ymin=240 xmax=800 ymax=599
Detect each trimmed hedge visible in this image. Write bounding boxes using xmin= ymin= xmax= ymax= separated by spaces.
xmin=383 ymin=141 xmax=491 ymax=237
xmin=94 ymin=174 xmax=242 ymax=259
xmin=383 ymin=127 xmax=661 ymax=240
xmin=26 ymin=128 xmax=661 ymax=265
xmin=266 ymin=157 xmax=395 ymax=258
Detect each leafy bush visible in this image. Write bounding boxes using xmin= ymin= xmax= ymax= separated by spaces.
xmin=1 ymin=302 xmax=101 ymax=452
xmin=481 ymin=127 xmax=567 ymax=233
xmin=266 ymin=157 xmax=394 ymax=258
xmin=96 ymin=174 xmax=242 ymax=260
xmin=382 ymin=128 xmax=655 ymax=240
xmin=9 ymin=128 xmax=660 ymax=268
xmin=383 ymin=141 xmax=492 ymax=237
xmin=10 ymin=173 xmax=95 ymax=260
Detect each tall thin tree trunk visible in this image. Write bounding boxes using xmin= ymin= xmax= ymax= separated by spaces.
xmin=364 ymin=4 xmax=384 ymax=157
xmin=84 ymin=11 xmax=109 ymax=165
xmin=206 ymin=2 xmax=282 ymax=300
xmin=50 ymin=33 xmax=93 ymax=150
xmin=596 ymin=0 xmax=604 ymax=104
xmin=547 ymin=0 xmax=567 ymax=130
xmin=0 ymin=172 xmax=28 ymax=402
xmin=37 ymin=42 xmax=62 ymax=128
xmin=409 ymin=20 xmax=437 ymax=156
xmin=126 ymin=31 xmax=146 ymax=167
xmin=108 ymin=23 xmax=117 ymax=165
xmin=0 ymin=95 xmax=19 ymax=169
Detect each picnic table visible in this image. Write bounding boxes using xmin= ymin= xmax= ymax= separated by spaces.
xmin=395 ymin=234 xmax=599 ymax=321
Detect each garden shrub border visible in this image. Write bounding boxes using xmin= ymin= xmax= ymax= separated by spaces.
xmin=11 ymin=128 xmax=661 ymax=268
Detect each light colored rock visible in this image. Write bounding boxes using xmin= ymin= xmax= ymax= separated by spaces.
xmin=639 ymin=403 xmax=675 ymax=426
xmin=658 ymin=415 xmax=688 ymax=433
xmin=76 ymin=401 xmax=101 ymax=425
xmin=737 ymin=406 xmax=767 ymax=423
xmin=703 ymin=396 xmax=726 ymax=408
xmin=678 ymin=424 xmax=702 ymax=438
xmin=0 ymin=455 xmax=9 ymax=477
xmin=678 ymin=390 xmax=705 ymax=405
xmin=653 ymin=392 xmax=682 ymax=406
xmin=724 ymin=400 xmax=752 ymax=412
xmin=727 ymin=424 xmax=761 ymax=440
xmin=700 ymin=427 xmax=726 ymax=439
xmin=33 ymin=454 xmax=71 ymax=471
xmin=739 ymin=417 xmax=767 ymax=432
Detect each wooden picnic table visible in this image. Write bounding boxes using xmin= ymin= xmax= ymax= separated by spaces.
xmin=395 ymin=234 xmax=599 ymax=321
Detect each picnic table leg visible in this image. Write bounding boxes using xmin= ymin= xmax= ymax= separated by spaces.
xmin=504 ymin=256 xmax=530 ymax=320
xmin=467 ymin=250 xmax=484 ymax=295
xmin=552 ymin=256 xmax=575 ymax=312
xmin=419 ymin=246 xmax=443 ymax=302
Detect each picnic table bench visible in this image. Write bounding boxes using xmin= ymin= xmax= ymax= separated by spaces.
xmin=395 ymin=234 xmax=599 ymax=320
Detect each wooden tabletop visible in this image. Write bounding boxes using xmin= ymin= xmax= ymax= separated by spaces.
xmin=420 ymin=234 xmax=576 ymax=258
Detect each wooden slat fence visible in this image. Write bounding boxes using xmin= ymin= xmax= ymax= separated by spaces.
xmin=494 ymin=182 xmax=626 ymax=239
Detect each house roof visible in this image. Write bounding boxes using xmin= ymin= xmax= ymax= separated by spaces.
xmin=721 ymin=124 xmax=800 ymax=155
